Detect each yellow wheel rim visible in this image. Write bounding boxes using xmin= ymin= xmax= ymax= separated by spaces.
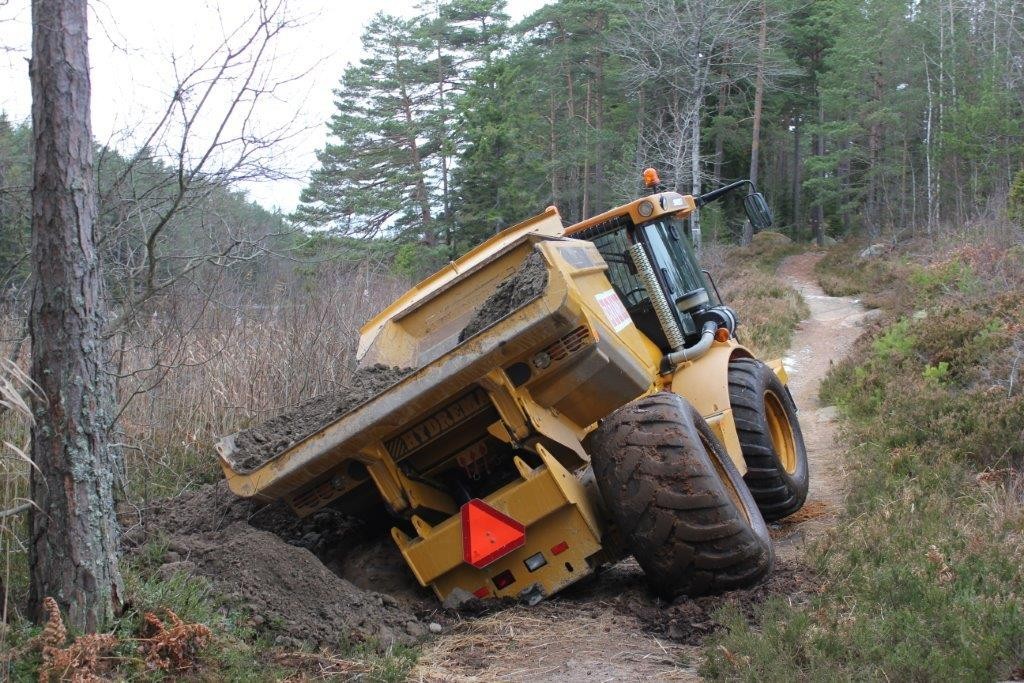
xmin=764 ymin=390 xmax=798 ymax=475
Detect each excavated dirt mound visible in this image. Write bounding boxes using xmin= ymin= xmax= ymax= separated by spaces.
xmin=459 ymin=251 xmax=548 ymax=342
xmin=231 ymin=364 xmax=411 ymax=473
xmin=129 ymin=483 xmax=434 ymax=648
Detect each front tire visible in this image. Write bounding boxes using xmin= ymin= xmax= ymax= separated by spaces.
xmin=590 ymin=392 xmax=773 ymax=598
xmin=728 ymin=358 xmax=809 ymax=521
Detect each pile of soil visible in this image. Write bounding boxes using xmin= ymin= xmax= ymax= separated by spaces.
xmin=128 ymin=483 xmax=434 ymax=648
xmin=231 ymin=364 xmax=412 ymax=472
xmin=459 ymin=251 xmax=548 ymax=342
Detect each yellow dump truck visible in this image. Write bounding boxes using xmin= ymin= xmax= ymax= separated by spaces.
xmin=216 ymin=171 xmax=809 ymax=606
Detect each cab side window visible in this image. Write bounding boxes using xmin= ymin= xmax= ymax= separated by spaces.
xmin=586 ymin=226 xmax=672 ymax=351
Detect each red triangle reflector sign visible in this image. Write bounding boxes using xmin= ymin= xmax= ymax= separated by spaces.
xmin=462 ymin=499 xmax=526 ymax=569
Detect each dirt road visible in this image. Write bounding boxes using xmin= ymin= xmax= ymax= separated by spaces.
xmin=414 ymin=252 xmax=868 ymax=682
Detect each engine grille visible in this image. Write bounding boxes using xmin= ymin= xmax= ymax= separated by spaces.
xmin=544 ymin=326 xmax=592 ymax=362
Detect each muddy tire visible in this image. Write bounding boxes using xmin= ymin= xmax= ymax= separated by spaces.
xmin=728 ymin=358 xmax=809 ymax=521
xmin=590 ymin=392 xmax=773 ymax=598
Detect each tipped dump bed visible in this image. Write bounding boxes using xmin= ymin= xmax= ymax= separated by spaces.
xmin=216 ymin=207 xmax=660 ymax=517
xmin=215 ymin=230 xmax=579 ymax=503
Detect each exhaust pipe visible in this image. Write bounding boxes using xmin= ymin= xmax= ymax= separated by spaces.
xmin=628 ymin=243 xmax=684 ymax=350
xmin=665 ymin=321 xmax=717 ymax=365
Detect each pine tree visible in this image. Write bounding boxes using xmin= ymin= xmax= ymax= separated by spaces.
xmin=453 ymin=57 xmax=550 ymax=243
xmin=295 ymin=13 xmax=437 ymax=242
xmin=28 ymin=0 xmax=123 ymax=631
xmin=417 ymin=0 xmax=510 ymax=246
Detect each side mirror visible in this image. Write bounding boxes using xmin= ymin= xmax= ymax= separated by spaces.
xmin=743 ymin=192 xmax=773 ymax=231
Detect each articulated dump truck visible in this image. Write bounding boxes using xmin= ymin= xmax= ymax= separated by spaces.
xmin=216 ymin=171 xmax=809 ymax=606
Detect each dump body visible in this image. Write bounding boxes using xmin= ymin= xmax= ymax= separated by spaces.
xmin=217 ymin=231 xmax=660 ymax=508
xmin=215 ymin=191 xmax=789 ymax=604
xmin=214 ymin=212 xmax=674 ymax=600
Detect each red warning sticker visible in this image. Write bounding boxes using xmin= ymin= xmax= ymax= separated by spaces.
xmin=595 ymin=289 xmax=632 ymax=332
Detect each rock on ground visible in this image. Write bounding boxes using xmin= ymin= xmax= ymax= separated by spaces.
xmin=859 ymin=243 xmax=887 ymax=259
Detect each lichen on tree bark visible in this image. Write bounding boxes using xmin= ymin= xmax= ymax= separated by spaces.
xmin=27 ymin=0 xmax=123 ymax=631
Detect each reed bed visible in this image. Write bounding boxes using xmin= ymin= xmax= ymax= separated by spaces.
xmin=0 ymin=256 xmax=410 ymax=618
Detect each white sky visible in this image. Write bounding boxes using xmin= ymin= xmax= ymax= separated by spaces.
xmin=0 ymin=0 xmax=550 ymax=212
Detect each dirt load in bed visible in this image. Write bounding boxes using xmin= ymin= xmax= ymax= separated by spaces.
xmin=231 ymin=364 xmax=411 ymax=473
xmin=458 ymin=251 xmax=549 ymax=342
xmin=230 ymin=252 xmax=550 ymax=474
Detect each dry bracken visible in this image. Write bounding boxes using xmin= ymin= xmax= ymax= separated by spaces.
xmin=36 ymin=597 xmax=118 ymax=683
xmin=140 ymin=609 xmax=212 ymax=672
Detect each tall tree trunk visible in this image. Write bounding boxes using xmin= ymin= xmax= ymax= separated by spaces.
xmin=582 ymin=81 xmax=591 ymax=219
xmin=434 ymin=41 xmax=452 ymax=245
xmin=392 ymin=41 xmax=432 ymax=241
xmin=593 ymin=51 xmax=606 ymax=212
xmin=899 ymin=138 xmax=908 ymax=230
xmin=925 ymin=58 xmax=936 ymax=237
xmin=866 ymin=68 xmax=884 ymax=238
xmin=937 ymin=0 xmax=946 ymax=225
xmin=839 ymin=138 xmax=852 ymax=234
xmin=713 ymin=75 xmax=728 ymax=186
xmin=634 ymin=89 xmax=645 ymax=177
xmin=398 ymin=89 xmax=431 ymax=239
xmin=811 ymin=94 xmax=827 ymax=244
xmin=742 ymin=0 xmax=768 ymax=246
xmin=792 ymin=115 xmax=804 ymax=241
xmin=549 ymin=92 xmax=558 ymax=203
xmin=28 ymin=0 xmax=123 ymax=631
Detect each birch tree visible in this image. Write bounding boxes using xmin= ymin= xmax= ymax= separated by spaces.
xmin=614 ymin=0 xmax=759 ymax=244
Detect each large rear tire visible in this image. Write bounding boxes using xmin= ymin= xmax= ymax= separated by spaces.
xmin=728 ymin=358 xmax=809 ymax=521
xmin=590 ymin=392 xmax=773 ymax=598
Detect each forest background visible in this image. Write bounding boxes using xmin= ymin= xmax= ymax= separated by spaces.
xmin=1 ymin=0 xmax=1022 ymax=632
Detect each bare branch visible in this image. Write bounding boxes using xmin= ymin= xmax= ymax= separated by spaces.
xmin=0 ymin=501 xmax=31 ymax=518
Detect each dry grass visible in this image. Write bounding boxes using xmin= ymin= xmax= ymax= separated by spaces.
xmin=272 ymin=651 xmax=371 ymax=680
xmin=112 ymin=259 xmax=409 ymax=500
xmin=0 ymin=257 xmax=410 ymax=625
xmin=0 ymin=351 xmax=34 ymax=639
xmin=415 ymin=603 xmax=696 ymax=682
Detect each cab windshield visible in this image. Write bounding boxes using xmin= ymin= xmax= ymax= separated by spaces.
xmin=638 ymin=219 xmax=710 ymax=306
